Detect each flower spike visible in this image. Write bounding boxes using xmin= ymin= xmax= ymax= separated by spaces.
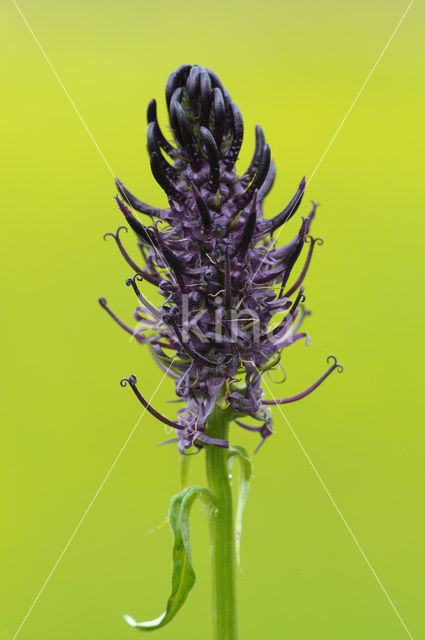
xmin=103 ymin=64 xmax=341 ymax=453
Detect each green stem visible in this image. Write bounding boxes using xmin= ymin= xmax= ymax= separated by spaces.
xmin=205 ymin=403 xmax=238 ymax=640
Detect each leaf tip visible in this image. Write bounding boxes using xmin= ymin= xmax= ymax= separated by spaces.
xmin=123 ymin=614 xmax=137 ymax=627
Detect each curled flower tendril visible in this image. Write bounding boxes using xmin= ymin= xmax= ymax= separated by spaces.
xmin=306 ymin=235 xmax=324 ymax=247
xmin=266 ymin=362 xmax=287 ymax=385
xmin=125 ymin=272 xmax=144 ymax=286
xmin=263 ymin=355 xmax=344 ymax=405
xmin=326 ymin=354 xmax=344 ymax=373
xmin=103 ymin=225 xmax=128 ymax=242
xmin=120 ymin=374 xmax=184 ymax=430
xmin=125 ymin=273 xmax=161 ymax=320
xmin=120 ymin=375 xmax=135 ymax=388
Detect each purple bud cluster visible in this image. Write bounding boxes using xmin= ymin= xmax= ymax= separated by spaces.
xmin=101 ymin=65 xmax=341 ymax=453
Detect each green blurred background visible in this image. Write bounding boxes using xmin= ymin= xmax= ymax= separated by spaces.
xmin=1 ymin=0 xmax=424 ymax=638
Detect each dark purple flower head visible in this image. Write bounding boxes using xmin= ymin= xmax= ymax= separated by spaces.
xmin=101 ymin=64 xmax=342 ymax=453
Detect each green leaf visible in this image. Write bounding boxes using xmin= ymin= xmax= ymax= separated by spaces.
xmin=227 ymin=446 xmax=252 ymax=570
xmin=124 ymin=485 xmax=215 ymax=631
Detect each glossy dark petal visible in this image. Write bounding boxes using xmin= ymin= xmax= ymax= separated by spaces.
xmin=115 ymin=197 xmax=157 ymax=247
xmin=115 ymin=178 xmax=166 ymax=218
xmin=199 ymin=69 xmax=213 ymax=126
xmin=267 ymin=177 xmax=306 ymax=232
xmin=234 ymin=191 xmax=257 ymax=259
xmin=239 ymin=125 xmax=265 ymax=189
xmin=224 ymin=102 xmax=244 ymax=168
xmin=235 ymin=144 xmax=271 ymax=210
xmin=212 ymin=87 xmax=226 ymax=147
xmin=150 ymin=151 xmax=180 ymax=198
xmin=200 ymin=126 xmax=220 ymax=190
xmin=146 ymin=98 xmax=174 ymax=154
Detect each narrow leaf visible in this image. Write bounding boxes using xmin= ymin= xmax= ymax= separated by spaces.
xmin=180 ymin=486 xmax=216 ymax=561
xmin=227 ymin=446 xmax=252 ymax=570
xmin=124 ymin=485 xmax=214 ymax=631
